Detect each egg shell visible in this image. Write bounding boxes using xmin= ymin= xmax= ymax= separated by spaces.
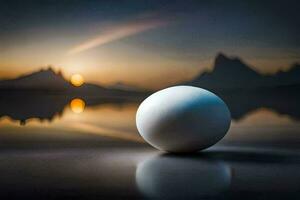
xmin=136 ymin=86 xmax=231 ymax=153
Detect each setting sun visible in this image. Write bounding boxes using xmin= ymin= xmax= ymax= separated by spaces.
xmin=70 ymin=74 xmax=84 ymax=87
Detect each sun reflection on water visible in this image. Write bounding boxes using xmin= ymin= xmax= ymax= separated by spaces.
xmin=70 ymin=98 xmax=85 ymax=114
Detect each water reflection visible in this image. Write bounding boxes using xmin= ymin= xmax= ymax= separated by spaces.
xmin=136 ymin=154 xmax=231 ymax=199
xmin=136 ymin=151 xmax=300 ymax=199
xmin=0 ymin=94 xmax=143 ymax=125
xmin=216 ymin=88 xmax=300 ymax=120
xmin=0 ymin=88 xmax=299 ymax=125
xmin=0 ymin=94 xmax=69 ymax=125
xmin=0 ymin=88 xmax=299 ymax=148
xmin=70 ymin=98 xmax=85 ymax=113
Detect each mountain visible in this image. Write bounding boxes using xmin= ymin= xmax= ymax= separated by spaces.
xmin=0 ymin=68 xmax=71 ymax=90
xmin=2 ymin=53 xmax=299 ymax=93
xmin=0 ymin=67 xmax=149 ymax=97
xmin=108 ymin=82 xmax=147 ymax=92
xmin=184 ymin=53 xmax=300 ymax=89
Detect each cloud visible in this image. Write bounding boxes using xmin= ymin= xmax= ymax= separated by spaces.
xmin=67 ymin=16 xmax=168 ymax=55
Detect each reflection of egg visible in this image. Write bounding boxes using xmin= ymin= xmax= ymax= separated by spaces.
xmin=136 ymin=155 xmax=231 ymax=199
xmin=136 ymin=86 xmax=231 ymax=152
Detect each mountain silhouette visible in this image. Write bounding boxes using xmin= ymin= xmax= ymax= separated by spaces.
xmin=0 ymin=67 xmax=149 ymax=97
xmin=2 ymin=54 xmax=299 ymax=92
xmin=0 ymin=68 xmax=149 ymax=124
xmin=1 ymin=54 xmax=300 ymax=124
xmin=181 ymin=53 xmax=300 ymax=120
xmin=108 ymin=81 xmax=146 ymax=92
xmin=185 ymin=53 xmax=300 ymax=89
xmin=0 ymin=67 xmax=71 ymax=90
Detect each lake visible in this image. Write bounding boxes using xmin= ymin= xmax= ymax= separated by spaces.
xmin=0 ymin=90 xmax=299 ymax=199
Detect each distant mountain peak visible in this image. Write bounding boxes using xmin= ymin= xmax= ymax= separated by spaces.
xmin=184 ymin=53 xmax=300 ymax=89
xmin=0 ymin=66 xmax=70 ymax=90
xmin=45 ymin=66 xmax=55 ymax=71
xmin=214 ymin=52 xmax=242 ymax=64
xmin=108 ymin=81 xmax=146 ymax=91
xmin=38 ymin=66 xmax=60 ymax=75
xmin=215 ymin=52 xmax=229 ymax=62
xmin=213 ymin=53 xmax=258 ymax=76
xmin=215 ymin=53 xmax=246 ymax=66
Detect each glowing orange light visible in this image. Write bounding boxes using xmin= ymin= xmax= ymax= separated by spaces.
xmin=70 ymin=74 xmax=84 ymax=87
xmin=70 ymin=98 xmax=85 ymax=114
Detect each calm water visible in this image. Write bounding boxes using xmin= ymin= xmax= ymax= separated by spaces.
xmin=0 ymin=91 xmax=300 ymax=199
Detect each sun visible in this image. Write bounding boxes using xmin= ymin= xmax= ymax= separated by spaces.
xmin=70 ymin=74 xmax=84 ymax=87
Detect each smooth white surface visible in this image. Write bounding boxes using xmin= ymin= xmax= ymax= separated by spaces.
xmin=136 ymin=86 xmax=231 ymax=152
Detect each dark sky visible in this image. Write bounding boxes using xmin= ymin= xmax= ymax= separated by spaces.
xmin=0 ymin=0 xmax=299 ymax=88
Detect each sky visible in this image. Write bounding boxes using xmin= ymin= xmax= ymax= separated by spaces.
xmin=0 ymin=0 xmax=299 ymax=89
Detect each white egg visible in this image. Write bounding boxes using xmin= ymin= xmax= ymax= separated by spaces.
xmin=136 ymin=86 xmax=231 ymax=153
